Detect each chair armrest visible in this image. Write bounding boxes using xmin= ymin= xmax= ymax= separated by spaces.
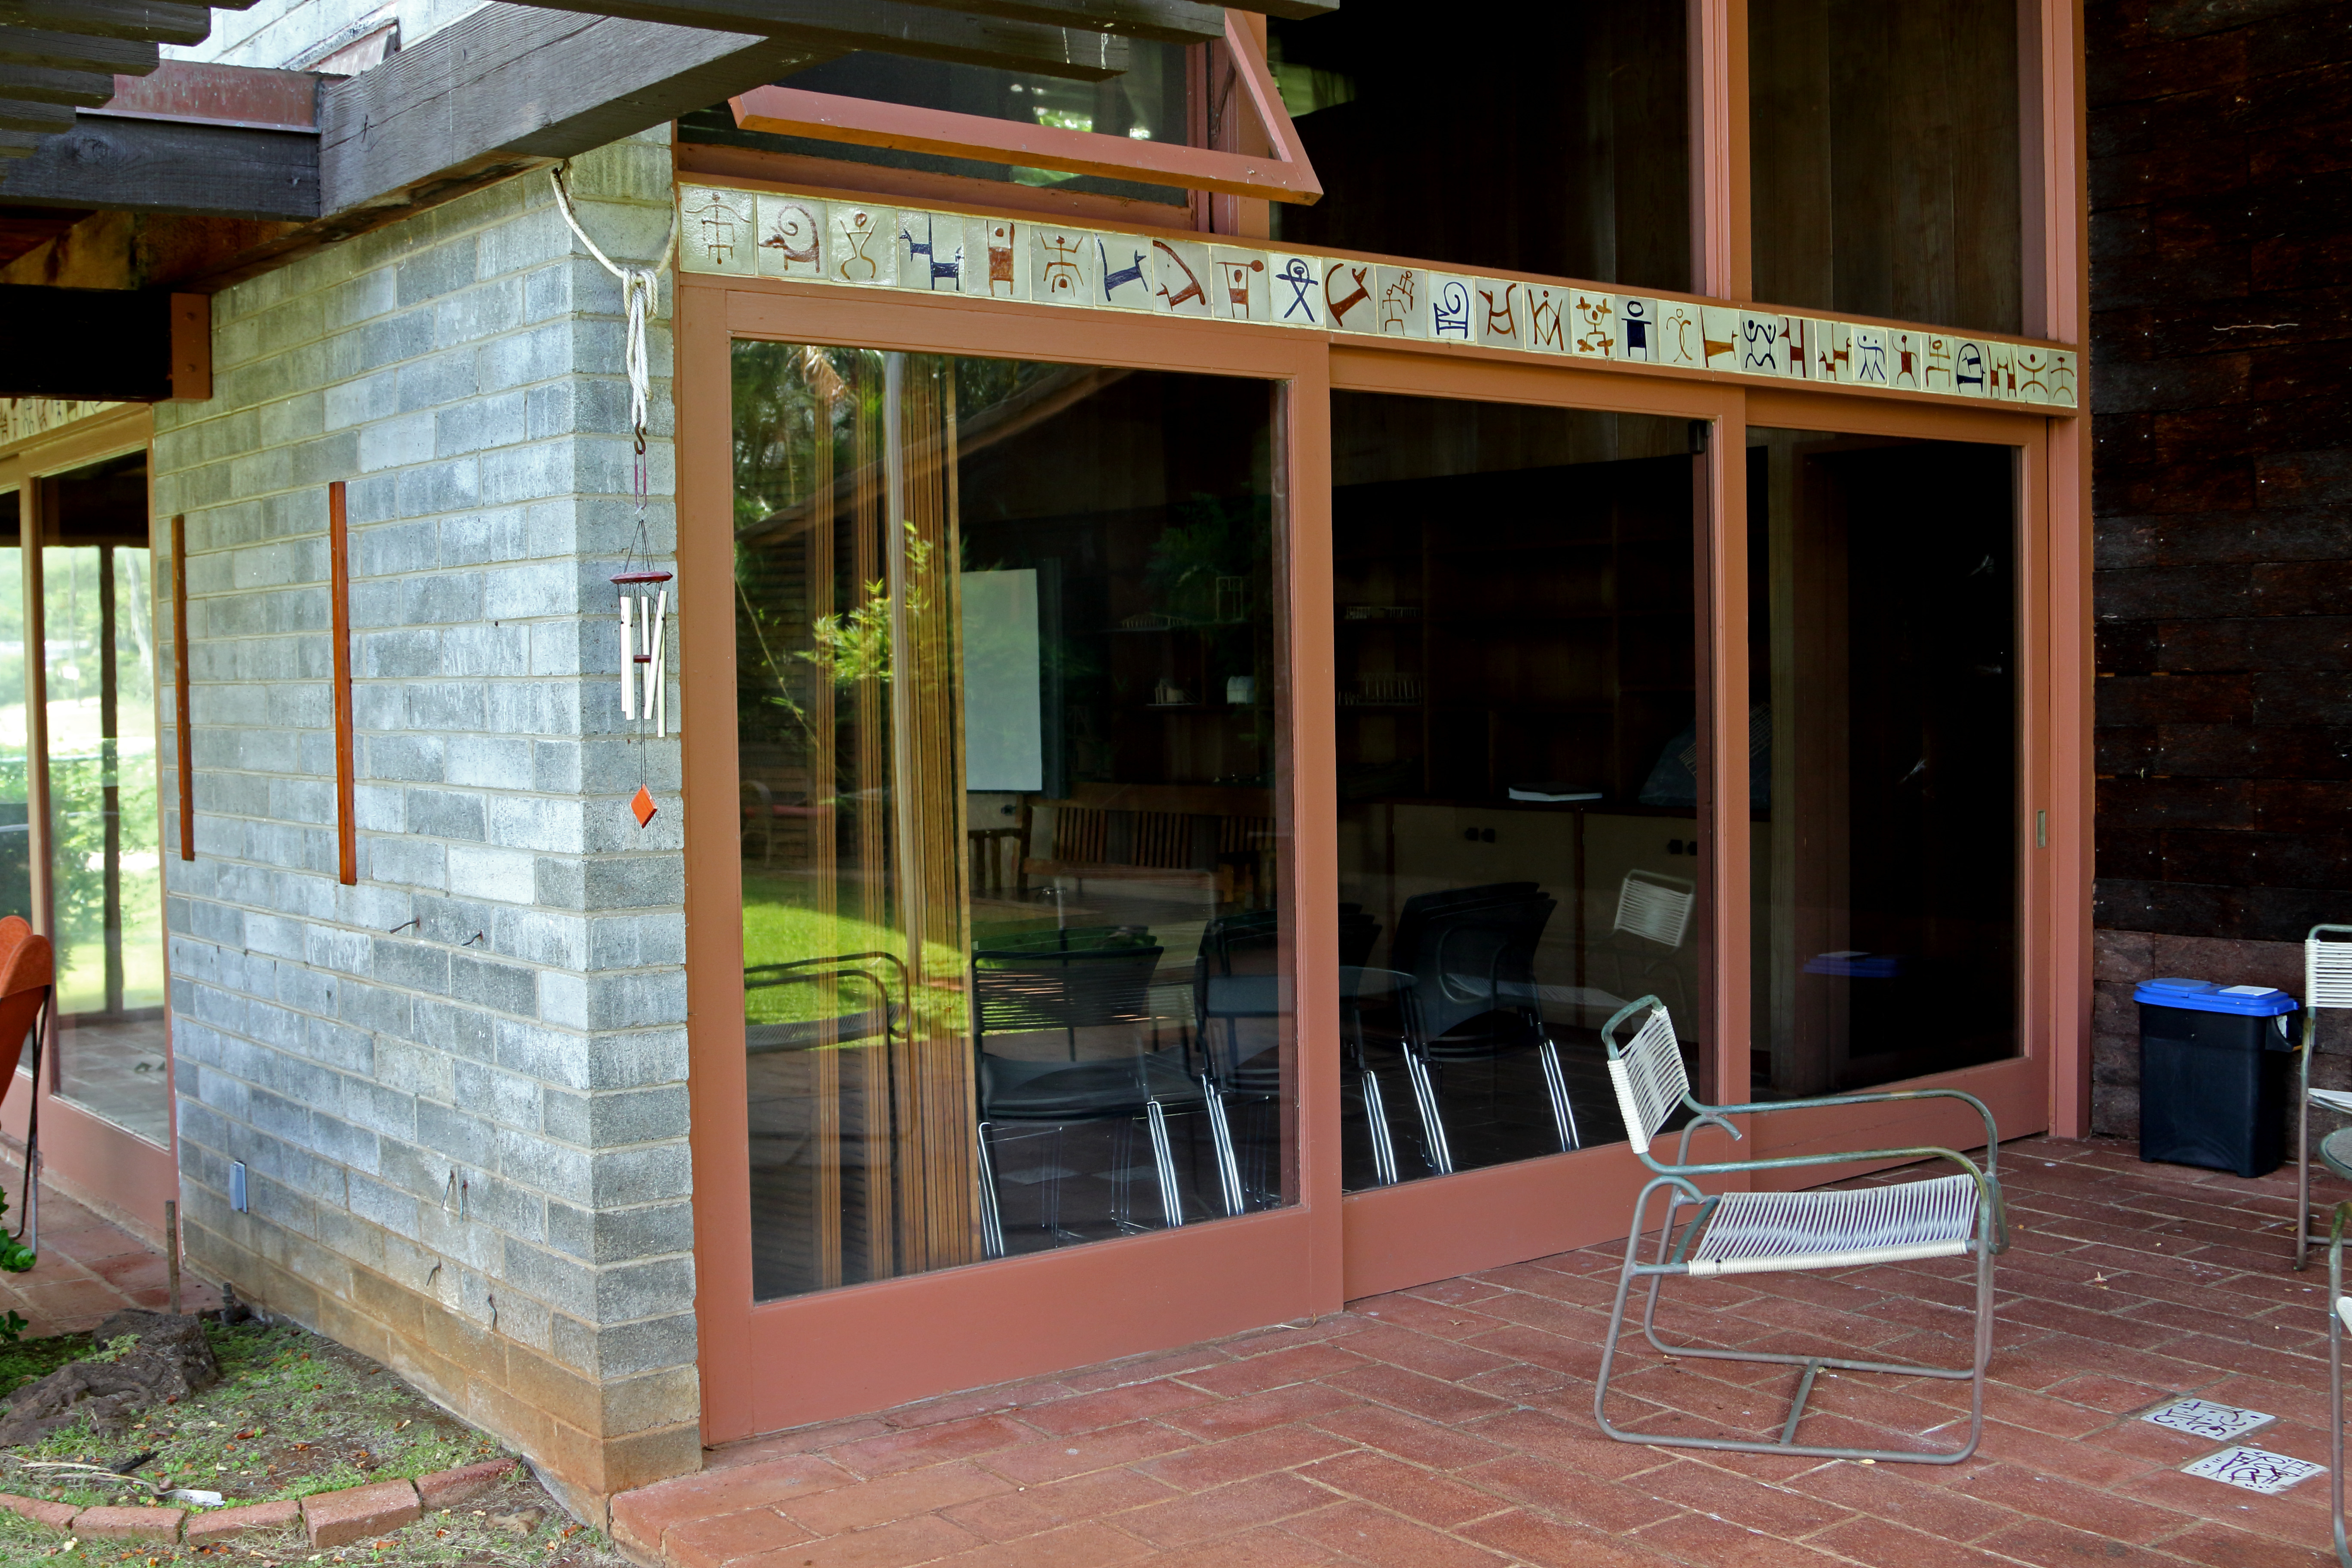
xmin=1694 ymin=1087 xmax=2003 ymax=1176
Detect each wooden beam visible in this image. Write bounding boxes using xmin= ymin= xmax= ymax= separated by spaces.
xmin=0 ymin=283 xmax=207 ymax=398
xmin=0 ymin=115 xmax=317 ymax=219
xmin=502 ymin=0 xmax=1131 ymax=79
xmin=1225 ymin=0 xmax=1335 ymax=15
xmin=0 ymin=3 xmax=212 ymax=48
xmin=0 ymin=62 xmax=120 ymax=108
xmin=0 ymin=98 xmax=73 ymax=134
xmin=887 ymin=0 xmax=1223 ymax=46
xmin=316 ymin=4 xmax=827 ymax=215
xmin=0 ymin=26 xmax=159 ymax=75
xmin=330 ymin=480 xmax=355 ymax=887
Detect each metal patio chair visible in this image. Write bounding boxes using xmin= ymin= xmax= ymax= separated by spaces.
xmin=2327 ymin=1199 xmax=2352 ymax=1567
xmin=2295 ymin=925 xmax=2352 ymax=1269
xmin=1593 ymin=995 xmax=2008 ymax=1463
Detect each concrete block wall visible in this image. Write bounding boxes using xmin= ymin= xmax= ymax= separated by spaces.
xmin=152 ymin=129 xmax=694 ymax=1511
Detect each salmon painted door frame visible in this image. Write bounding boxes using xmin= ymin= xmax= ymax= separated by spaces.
xmin=678 ymin=277 xmax=1341 ymax=1446
xmin=0 ymin=406 xmax=179 ymax=1240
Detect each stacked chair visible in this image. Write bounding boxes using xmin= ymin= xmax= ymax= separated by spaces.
xmin=2296 ymin=925 xmax=2352 ymax=1268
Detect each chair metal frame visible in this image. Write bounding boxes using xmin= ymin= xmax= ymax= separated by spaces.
xmin=2327 ymin=1199 xmax=2352 ymax=1567
xmin=2295 ymin=925 xmax=2352 ymax=1269
xmin=1594 ymin=995 xmax=2009 ymax=1464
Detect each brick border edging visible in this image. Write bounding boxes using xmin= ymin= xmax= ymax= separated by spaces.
xmin=0 ymin=1456 xmax=517 ymax=1548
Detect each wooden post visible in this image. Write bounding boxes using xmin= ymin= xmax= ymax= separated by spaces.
xmin=330 ymin=481 xmax=355 ymax=885
xmin=172 ymin=515 xmax=194 ymax=861
xmin=164 ymin=1199 xmax=180 ymax=1315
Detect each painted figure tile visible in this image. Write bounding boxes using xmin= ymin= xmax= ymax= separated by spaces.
xmin=755 ymin=195 xmax=822 ymax=278
xmin=2049 ymin=349 xmax=2078 ymax=408
xmin=1923 ymin=334 xmax=1956 ymax=394
xmin=1475 ymin=279 xmax=1523 ymax=349
xmin=1655 ymin=300 xmax=1704 ymax=368
xmin=1812 ymin=321 xmax=1850 ymax=382
xmin=1270 ymin=255 xmax=1322 ymax=325
xmin=1525 ymin=284 xmax=1571 ymax=354
xmin=1212 ymin=248 xmax=1269 ymax=321
xmin=1430 ymin=275 xmax=1474 ymax=341
xmin=1619 ymin=297 xmax=1660 ymax=362
xmin=1153 ymin=238 xmax=1213 ymax=316
xmin=894 ymin=211 xmax=965 ymax=293
xmin=1781 ymin=315 xmax=1813 ymax=378
xmin=1889 ymin=329 xmax=1925 ymax=390
xmin=971 ymin=217 xmax=1027 ymax=300
xmin=825 ymin=204 xmax=896 ymax=285
xmin=1739 ymin=310 xmax=1785 ymax=377
xmin=2012 ymin=346 xmax=2051 ymax=404
xmin=1097 ymin=233 xmax=1155 ymax=309
xmin=1849 ymin=325 xmax=1891 ymax=387
xmin=1324 ymin=260 xmax=1379 ymax=334
xmin=1569 ymin=291 xmax=1617 ymax=358
xmin=679 ymin=187 xmax=755 ymax=275
xmin=1985 ymin=340 xmax=2018 ymax=400
xmin=1375 ymin=267 xmax=1426 ymax=338
xmin=1701 ymin=306 xmax=1741 ymax=371
xmin=1033 ymin=227 xmax=1095 ymax=304
xmin=1952 ymin=338 xmax=1991 ymax=397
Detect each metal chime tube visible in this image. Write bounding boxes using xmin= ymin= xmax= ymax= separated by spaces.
xmin=650 ymin=587 xmax=668 ymax=738
xmin=620 ymin=595 xmax=636 ymax=720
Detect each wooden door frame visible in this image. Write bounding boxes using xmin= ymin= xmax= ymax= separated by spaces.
xmin=0 ymin=405 xmax=179 ymax=1238
xmin=680 ymin=275 xmax=1341 ymax=1446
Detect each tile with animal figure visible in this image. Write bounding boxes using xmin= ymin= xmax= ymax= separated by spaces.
xmin=1096 ymin=233 xmax=1156 ymax=309
xmin=895 ymin=211 xmax=965 ymax=293
xmin=756 ymin=194 xmax=823 ymax=279
xmin=1324 ymin=259 xmax=1380 ymax=334
xmin=1152 ymin=238 xmax=1213 ymax=316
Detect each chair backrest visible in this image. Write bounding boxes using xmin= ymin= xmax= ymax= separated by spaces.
xmin=1614 ymin=870 xmax=1696 ymax=950
xmin=1389 ymin=883 xmax=1541 ymax=973
xmin=1401 ymin=894 xmax=1554 ymax=1045
xmin=974 ymin=942 xmax=1164 ymax=1039
xmin=2310 ymin=926 xmax=2352 ymax=1013
xmin=0 ymin=917 xmax=50 ymax=1091
xmin=1603 ymin=996 xmax=1690 ymax=1156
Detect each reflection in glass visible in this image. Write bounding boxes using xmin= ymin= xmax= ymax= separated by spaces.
xmin=1269 ymin=0 xmax=1690 ymax=291
xmin=1750 ymin=0 xmax=2023 ymax=333
xmin=0 ymin=497 xmax=28 ymax=928
xmin=680 ymin=44 xmax=1192 ymax=209
xmin=1747 ymin=432 xmax=2017 ymax=1098
xmin=734 ymin=346 xmax=1286 ymax=1302
xmin=1330 ymin=394 xmax=1700 ymax=1191
xmin=43 ymin=456 xmax=166 ymax=1145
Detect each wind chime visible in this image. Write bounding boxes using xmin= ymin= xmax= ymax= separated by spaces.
xmin=551 ymin=164 xmax=677 ymax=829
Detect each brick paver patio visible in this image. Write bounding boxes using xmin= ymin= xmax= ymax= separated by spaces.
xmin=614 ymin=1135 xmax=2350 ymax=1568
xmin=0 ymin=1175 xmax=219 ymax=1332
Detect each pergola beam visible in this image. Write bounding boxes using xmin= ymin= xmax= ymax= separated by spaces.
xmin=0 ymin=3 xmax=213 ymax=48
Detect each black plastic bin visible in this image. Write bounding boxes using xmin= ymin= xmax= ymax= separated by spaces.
xmin=2136 ymin=977 xmax=2299 ymax=1178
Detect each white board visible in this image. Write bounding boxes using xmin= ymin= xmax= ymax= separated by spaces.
xmin=960 ymin=568 xmax=1042 ymax=792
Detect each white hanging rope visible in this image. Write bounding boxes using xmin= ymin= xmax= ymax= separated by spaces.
xmin=549 ymin=165 xmax=678 ymax=449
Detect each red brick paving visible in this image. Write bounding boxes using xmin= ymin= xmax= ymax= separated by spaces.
xmin=615 ymin=1136 xmax=2352 ymax=1566
xmin=0 ymin=1178 xmax=219 ymax=1332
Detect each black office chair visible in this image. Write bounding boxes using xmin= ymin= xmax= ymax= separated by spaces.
xmin=1389 ymin=885 xmax=1580 ymax=1174
xmin=971 ymin=934 xmax=1198 ymax=1255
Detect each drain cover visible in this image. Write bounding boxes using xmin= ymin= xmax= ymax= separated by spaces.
xmin=2142 ymin=1397 xmax=2272 ymax=1443
xmin=2183 ymin=1446 xmax=2324 ymax=1495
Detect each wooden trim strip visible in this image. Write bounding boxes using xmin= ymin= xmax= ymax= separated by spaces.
xmin=729 ymin=20 xmax=1323 ymax=207
xmin=172 ymin=514 xmax=193 ymax=862
xmin=329 ymin=480 xmax=355 ymax=886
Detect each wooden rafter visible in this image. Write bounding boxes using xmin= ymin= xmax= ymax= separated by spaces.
xmin=502 ymin=0 xmax=1133 ymax=80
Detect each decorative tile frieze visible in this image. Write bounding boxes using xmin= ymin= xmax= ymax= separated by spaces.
xmin=676 ymin=185 xmax=2080 ymax=412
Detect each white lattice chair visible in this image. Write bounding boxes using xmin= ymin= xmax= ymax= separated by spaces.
xmin=2297 ymin=926 xmax=2352 ymax=1269
xmin=1593 ymin=995 xmax=2009 ymax=1463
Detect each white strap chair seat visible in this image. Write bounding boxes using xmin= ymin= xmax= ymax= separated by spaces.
xmin=1687 ymin=1175 xmax=1980 ymax=1277
xmin=2315 ymin=1088 xmax=2352 ymax=1115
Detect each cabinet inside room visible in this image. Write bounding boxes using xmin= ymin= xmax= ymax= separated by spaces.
xmin=1328 ymin=393 xmax=1705 ymax=1193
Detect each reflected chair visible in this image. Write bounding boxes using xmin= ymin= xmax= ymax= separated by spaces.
xmin=974 ymin=936 xmax=1216 ymax=1256
xmin=1389 ymin=886 xmax=1578 ymax=1174
xmin=1594 ymin=995 xmax=2007 ymax=1463
xmin=1193 ymin=912 xmax=1286 ymax=1214
xmin=1593 ymin=869 xmax=1697 ymax=1020
xmin=2296 ymin=926 xmax=2352 ymax=1268
xmin=0 ymin=918 xmax=51 ymax=1255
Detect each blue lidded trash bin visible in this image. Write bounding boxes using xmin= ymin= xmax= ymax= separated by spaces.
xmin=2135 ymin=977 xmax=2300 ymax=1179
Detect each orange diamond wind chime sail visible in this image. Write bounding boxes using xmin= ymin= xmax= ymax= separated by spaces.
xmin=551 ymin=164 xmax=678 ymax=829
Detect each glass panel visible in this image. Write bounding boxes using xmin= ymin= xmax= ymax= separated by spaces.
xmin=1268 ymin=0 xmax=1690 ymax=291
xmin=45 ymin=455 xmax=167 ymax=1145
xmin=1746 ymin=431 xmax=2017 ymax=1098
xmin=734 ymin=345 xmax=1286 ymax=1302
xmin=1749 ymin=0 xmax=2023 ymax=333
xmin=679 ymin=43 xmax=1193 ymax=210
xmin=0 ymin=496 xmax=27 ymax=925
xmin=1331 ymin=392 xmax=1700 ymax=1192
